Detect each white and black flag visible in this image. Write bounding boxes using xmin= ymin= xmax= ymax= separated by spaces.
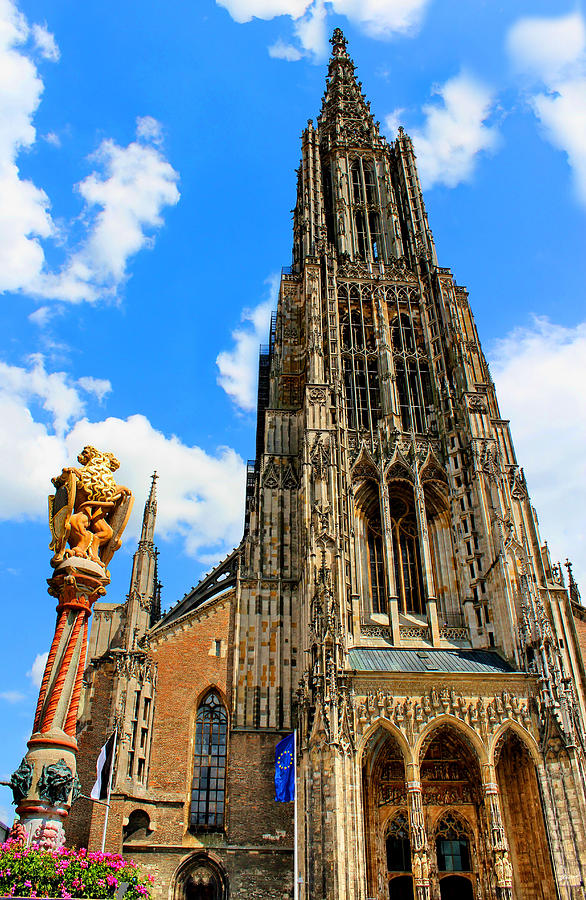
xmin=91 ymin=732 xmax=116 ymax=801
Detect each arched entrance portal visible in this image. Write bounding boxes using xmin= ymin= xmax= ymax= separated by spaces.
xmin=438 ymin=874 xmax=474 ymax=900
xmin=173 ymin=854 xmax=228 ymax=900
xmin=362 ymin=729 xmax=412 ymax=898
xmin=420 ymin=726 xmax=487 ymax=898
xmin=496 ymin=731 xmax=555 ymax=899
xmin=184 ymin=867 xmax=221 ymax=900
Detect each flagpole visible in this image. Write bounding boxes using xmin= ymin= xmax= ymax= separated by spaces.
xmin=100 ymin=728 xmax=117 ymax=853
xmin=293 ymin=728 xmax=298 ymax=900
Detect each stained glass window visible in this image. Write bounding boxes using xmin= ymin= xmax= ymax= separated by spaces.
xmin=189 ymin=692 xmax=227 ymax=831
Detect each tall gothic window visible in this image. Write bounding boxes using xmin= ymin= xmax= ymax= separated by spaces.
xmin=339 ymin=283 xmax=381 ymax=434
xmin=389 ymin=487 xmax=425 ymax=615
xmin=190 ymin=692 xmax=227 ymax=831
xmin=354 ymin=481 xmax=387 ymax=616
xmin=322 ymin=164 xmax=335 ymax=246
xmin=391 ymin=314 xmax=432 ymax=433
xmin=387 ymin=811 xmax=411 ymax=872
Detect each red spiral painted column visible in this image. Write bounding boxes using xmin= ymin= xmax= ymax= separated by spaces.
xmin=12 ymin=560 xmax=108 ymax=848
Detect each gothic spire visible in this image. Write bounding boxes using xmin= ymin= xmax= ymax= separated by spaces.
xmin=318 ymin=28 xmax=383 ymax=151
xmin=140 ymin=471 xmax=158 ymax=545
xmin=123 ymin=472 xmax=161 ymax=644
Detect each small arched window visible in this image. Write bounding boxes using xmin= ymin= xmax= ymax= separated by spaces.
xmin=190 ymin=692 xmax=228 ymax=831
xmin=123 ymin=809 xmax=151 ymax=843
xmin=436 ymin=813 xmax=471 ymax=872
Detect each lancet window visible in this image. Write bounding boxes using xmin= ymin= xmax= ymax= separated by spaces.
xmin=388 ymin=486 xmax=425 ymax=615
xmin=190 ymin=692 xmax=227 ymax=831
xmin=354 ymin=481 xmax=387 ymax=616
xmin=339 ymin=283 xmax=381 ymax=434
xmin=386 ymin=812 xmax=411 ymax=872
xmin=321 ymin=164 xmax=335 ymax=246
xmin=390 ymin=311 xmax=432 ymax=433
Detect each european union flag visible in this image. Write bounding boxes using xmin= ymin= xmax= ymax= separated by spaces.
xmin=275 ymin=732 xmax=295 ymax=802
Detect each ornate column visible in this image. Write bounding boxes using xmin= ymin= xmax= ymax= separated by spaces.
xmin=406 ymin=764 xmax=431 ymax=900
xmin=483 ymin=766 xmax=513 ymax=899
xmin=10 ymin=446 xmax=133 ymax=848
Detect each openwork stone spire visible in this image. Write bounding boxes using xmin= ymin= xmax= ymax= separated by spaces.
xmin=318 ymin=27 xmax=384 ymax=152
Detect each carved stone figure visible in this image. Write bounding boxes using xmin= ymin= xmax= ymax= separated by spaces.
xmin=49 ymin=445 xmax=133 ymax=568
xmin=10 ymin=757 xmax=33 ymax=803
xmin=37 ymin=758 xmax=75 ymax=806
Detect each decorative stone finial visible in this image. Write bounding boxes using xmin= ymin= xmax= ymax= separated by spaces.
xmin=330 ymin=27 xmax=348 ymax=54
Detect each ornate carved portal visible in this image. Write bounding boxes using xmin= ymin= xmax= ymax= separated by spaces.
xmin=173 ymin=855 xmax=228 ymax=900
xmin=362 ymin=726 xmax=511 ymax=900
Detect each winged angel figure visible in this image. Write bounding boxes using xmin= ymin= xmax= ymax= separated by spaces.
xmin=49 ymin=446 xmax=133 ymax=569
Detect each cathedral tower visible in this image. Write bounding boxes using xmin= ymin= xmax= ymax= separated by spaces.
xmin=71 ymin=29 xmax=586 ymax=900
xmin=236 ymin=28 xmax=586 ymax=900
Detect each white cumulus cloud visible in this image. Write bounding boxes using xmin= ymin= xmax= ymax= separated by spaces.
xmin=35 ymin=121 xmax=180 ymax=303
xmin=405 ymin=71 xmax=499 ymax=189
xmin=32 ymin=23 xmax=59 ymax=61
xmin=0 ymin=357 xmax=246 ymax=561
xmin=216 ymin=275 xmax=276 ymax=412
xmin=0 ymin=0 xmax=180 ymax=304
xmin=27 ymin=652 xmax=48 ymax=688
xmin=330 ymin=0 xmax=429 ymax=39
xmin=507 ymin=12 xmax=586 ymax=206
xmin=77 ymin=376 xmax=112 ymax=403
xmin=220 ymin=0 xmax=430 ymax=61
xmin=293 ymin=0 xmax=327 ymax=60
xmin=490 ymin=317 xmax=586 ymax=588
xmin=217 ymin=0 xmax=311 ymax=22
xmin=269 ymin=39 xmax=303 ymax=61
xmin=0 ymin=0 xmax=54 ymax=295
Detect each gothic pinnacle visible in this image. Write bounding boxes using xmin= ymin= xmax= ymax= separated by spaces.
xmin=330 ymin=27 xmax=349 ymax=57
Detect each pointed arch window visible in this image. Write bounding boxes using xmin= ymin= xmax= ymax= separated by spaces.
xmin=322 ymin=164 xmax=335 ymax=246
xmin=436 ymin=813 xmax=471 ymax=872
xmin=387 ymin=811 xmax=412 ymax=872
xmin=190 ymin=692 xmax=227 ymax=831
xmin=354 ymin=481 xmax=387 ymax=616
xmin=389 ymin=488 xmax=425 ymax=615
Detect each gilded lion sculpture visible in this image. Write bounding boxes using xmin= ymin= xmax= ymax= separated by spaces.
xmin=49 ymin=446 xmax=133 ymax=569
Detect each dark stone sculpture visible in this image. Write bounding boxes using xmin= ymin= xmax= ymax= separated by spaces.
xmin=37 ymin=758 xmax=74 ymax=806
xmin=10 ymin=758 xmax=33 ymax=804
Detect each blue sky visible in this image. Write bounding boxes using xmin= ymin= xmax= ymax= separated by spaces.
xmin=0 ymin=0 xmax=585 ymax=824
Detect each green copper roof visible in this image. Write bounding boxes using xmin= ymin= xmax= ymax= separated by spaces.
xmin=348 ymin=648 xmax=515 ymax=675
